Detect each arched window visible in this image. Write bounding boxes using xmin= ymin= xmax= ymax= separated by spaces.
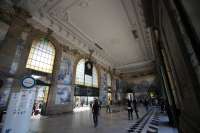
xmin=26 ymin=38 xmax=55 ymax=73
xmin=75 ymin=59 xmax=98 ymax=87
xmin=107 ymin=73 xmax=111 ymax=87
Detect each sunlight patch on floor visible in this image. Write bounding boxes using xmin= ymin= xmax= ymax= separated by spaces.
xmin=73 ymin=106 xmax=91 ymax=112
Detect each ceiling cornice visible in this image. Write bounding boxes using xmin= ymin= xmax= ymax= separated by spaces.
xmin=116 ymin=60 xmax=155 ymax=74
xmin=121 ymin=0 xmax=155 ymax=61
xmin=18 ymin=0 xmax=155 ymax=71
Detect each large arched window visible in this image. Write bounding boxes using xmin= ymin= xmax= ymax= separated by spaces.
xmin=26 ymin=38 xmax=55 ymax=73
xmin=75 ymin=59 xmax=98 ymax=87
xmin=107 ymin=73 xmax=112 ymax=87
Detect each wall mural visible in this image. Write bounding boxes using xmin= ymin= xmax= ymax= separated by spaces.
xmin=132 ymin=80 xmax=151 ymax=99
xmin=57 ymin=53 xmax=74 ymax=85
xmin=134 ymin=80 xmax=150 ymax=92
xmin=55 ymin=51 xmax=74 ymax=105
xmin=55 ymin=85 xmax=71 ymax=104
xmin=99 ymin=70 xmax=107 ymax=104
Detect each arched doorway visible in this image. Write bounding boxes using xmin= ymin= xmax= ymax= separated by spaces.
xmin=74 ymin=59 xmax=99 ymax=111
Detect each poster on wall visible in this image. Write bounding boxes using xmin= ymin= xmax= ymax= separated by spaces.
xmin=2 ymin=88 xmax=36 ymax=133
xmin=55 ymin=85 xmax=71 ymax=104
xmin=100 ymin=71 xmax=107 ymax=90
xmin=57 ymin=52 xmax=74 ymax=85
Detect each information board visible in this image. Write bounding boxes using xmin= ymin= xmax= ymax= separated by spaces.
xmin=2 ymin=88 xmax=36 ymax=133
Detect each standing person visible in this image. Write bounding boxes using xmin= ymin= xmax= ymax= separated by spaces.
xmin=106 ymin=100 xmax=111 ymax=113
xmin=133 ymin=99 xmax=139 ymax=119
xmin=127 ymin=99 xmax=133 ymax=120
xmin=32 ymin=102 xmax=36 ymax=115
xmin=92 ymin=99 xmax=100 ymax=127
xmin=144 ymin=99 xmax=149 ymax=112
xmin=160 ymin=98 xmax=165 ymax=113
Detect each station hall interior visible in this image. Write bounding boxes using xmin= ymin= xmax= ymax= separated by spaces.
xmin=0 ymin=0 xmax=200 ymax=133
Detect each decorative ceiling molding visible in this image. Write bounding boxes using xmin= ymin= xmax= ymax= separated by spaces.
xmin=18 ymin=0 xmax=155 ymax=73
xmin=45 ymin=1 xmax=133 ymax=66
xmin=116 ymin=60 xmax=153 ymax=69
xmin=121 ymin=0 xmax=155 ymax=61
xmin=28 ymin=16 xmax=112 ymax=68
xmin=116 ymin=60 xmax=155 ymax=74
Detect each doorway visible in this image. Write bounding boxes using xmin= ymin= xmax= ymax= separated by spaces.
xmin=73 ymin=96 xmax=98 ymax=112
xmin=32 ymin=86 xmax=49 ymax=117
xmin=31 ymin=75 xmax=50 ymax=118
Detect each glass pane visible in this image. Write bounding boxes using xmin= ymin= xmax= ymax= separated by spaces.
xmin=75 ymin=59 xmax=85 ymax=85
xmin=75 ymin=59 xmax=98 ymax=87
xmin=85 ymin=75 xmax=92 ymax=86
xmin=26 ymin=39 xmax=55 ymax=73
xmin=92 ymin=67 xmax=98 ymax=87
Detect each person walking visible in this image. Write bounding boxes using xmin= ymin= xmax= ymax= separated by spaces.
xmin=92 ymin=99 xmax=100 ymax=127
xmin=144 ymin=99 xmax=149 ymax=112
xmin=127 ymin=99 xmax=133 ymax=120
xmin=133 ymin=99 xmax=139 ymax=119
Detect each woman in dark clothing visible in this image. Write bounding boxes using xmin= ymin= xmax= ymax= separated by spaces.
xmin=127 ymin=100 xmax=133 ymax=120
xmin=144 ymin=99 xmax=149 ymax=112
xmin=92 ymin=99 xmax=99 ymax=127
xmin=133 ymin=99 xmax=139 ymax=119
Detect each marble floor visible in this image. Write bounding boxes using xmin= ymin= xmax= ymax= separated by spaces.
xmin=28 ymin=106 xmax=146 ymax=133
xmin=158 ymin=114 xmax=178 ymax=133
xmin=0 ymin=106 xmax=179 ymax=133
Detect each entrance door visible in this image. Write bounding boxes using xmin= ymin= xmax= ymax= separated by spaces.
xmin=74 ymin=96 xmax=98 ymax=107
xmin=32 ymin=86 xmax=49 ymax=116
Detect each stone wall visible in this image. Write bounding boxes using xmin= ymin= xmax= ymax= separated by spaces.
xmin=46 ymin=49 xmax=76 ymax=114
xmin=152 ymin=0 xmax=200 ymax=132
xmin=0 ymin=7 xmax=118 ymax=115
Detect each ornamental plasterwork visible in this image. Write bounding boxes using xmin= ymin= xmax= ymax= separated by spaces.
xmin=17 ymin=0 xmax=154 ymax=73
xmin=130 ymin=0 xmax=154 ymax=60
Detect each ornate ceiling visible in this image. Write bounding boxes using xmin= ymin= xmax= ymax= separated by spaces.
xmin=17 ymin=0 xmax=155 ymax=74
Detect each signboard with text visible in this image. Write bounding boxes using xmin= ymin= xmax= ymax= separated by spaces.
xmin=2 ymin=79 xmax=36 ymax=133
